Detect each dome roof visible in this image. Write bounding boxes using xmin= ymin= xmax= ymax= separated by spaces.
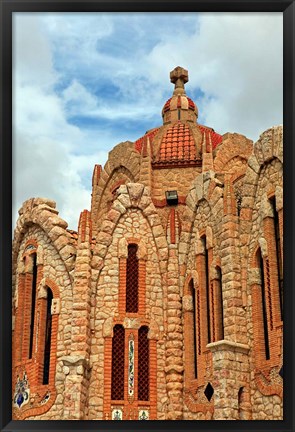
xmin=134 ymin=67 xmax=223 ymax=166
xmin=152 ymin=121 xmax=201 ymax=168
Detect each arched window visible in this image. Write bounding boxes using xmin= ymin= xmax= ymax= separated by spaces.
xmin=138 ymin=326 xmax=149 ymax=401
xmin=238 ymin=387 xmax=251 ymax=420
xmin=111 ymin=325 xmax=125 ymax=400
xmin=126 ymin=244 xmax=139 ymax=313
xmin=269 ymin=196 xmax=283 ymax=320
xmin=257 ymin=248 xmax=270 ymax=360
xmin=201 ymin=236 xmax=211 ymax=344
xmin=43 ymin=288 xmax=53 ymax=385
xmin=188 ymin=279 xmax=197 ymax=378
xmin=29 ymin=253 xmax=37 ymax=359
xmin=215 ymin=266 xmax=224 ymax=341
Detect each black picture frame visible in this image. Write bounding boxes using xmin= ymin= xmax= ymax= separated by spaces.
xmin=1 ymin=1 xmax=294 ymax=432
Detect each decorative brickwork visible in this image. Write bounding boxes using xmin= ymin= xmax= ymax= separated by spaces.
xmin=111 ymin=325 xmax=125 ymax=401
xmin=138 ymin=326 xmax=149 ymax=401
xmin=126 ymin=244 xmax=139 ymax=313
xmin=12 ymin=67 xmax=283 ymax=420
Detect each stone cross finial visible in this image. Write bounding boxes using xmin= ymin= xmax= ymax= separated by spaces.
xmin=170 ymin=66 xmax=188 ymax=95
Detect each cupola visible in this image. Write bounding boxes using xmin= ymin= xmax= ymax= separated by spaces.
xmin=162 ymin=66 xmax=198 ymax=124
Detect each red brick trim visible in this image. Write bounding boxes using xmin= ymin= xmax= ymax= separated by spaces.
xmin=207 ymin=248 xmax=214 ymax=344
xmin=184 ymin=387 xmax=214 ymax=415
xmin=44 ymin=278 xmax=61 ymax=299
xmin=170 ymin=208 xmax=176 ymax=244
xmin=13 ymin=273 xmax=25 ymax=363
xmin=210 ymin=280 xmax=216 ymax=342
xmin=183 ymin=278 xmax=196 ymax=385
xmin=118 ymin=258 xmax=127 ymax=316
xmin=251 ymin=245 xmax=283 ymax=386
xmin=254 ymin=370 xmax=283 ymax=398
xmin=111 ymin=180 xmax=126 ymax=194
xmin=22 ymin=270 xmax=34 ymax=359
xmin=278 ymin=208 xmax=283 ymax=266
xmin=138 ymin=260 xmax=146 ymax=316
xmin=78 ymin=210 xmax=92 ymax=243
xmin=185 ymin=239 xmax=214 ymax=396
xmin=13 ymin=385 xmax=57 ymax=420
xmin=92 ymin=164 xmax=102 ymax=186
xmin=149 ymin=339 xmax=157 ymax=420
xmin=251 ymin=281 xmax=268 ymax=367
xmin=103 ymin=337 xmax=113 ymax=418
xmin=263 ymin=217 xmax=282 ymax=327
xmin=212 ymin=267 xmax=224 ymax=342
xmin=35 ymin=283 xmax=59 ymax=386
xmin=152 ymin=160 xmax=202 ymax=169
xmin=12 ymin=271 xmax=60 ymax=419
xmin=104 ymin=323 xmax=156 ymax=420
xmin=196 ymin=289 xmax=202 ymax=357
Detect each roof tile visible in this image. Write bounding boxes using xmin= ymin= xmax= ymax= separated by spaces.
xmin=154 ymin=121 xmax=198 ymax=166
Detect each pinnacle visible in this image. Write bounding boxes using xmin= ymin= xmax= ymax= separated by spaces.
xmin=170 ymin=66 xmax=188 ymax=95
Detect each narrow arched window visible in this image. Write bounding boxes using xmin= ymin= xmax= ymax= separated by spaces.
xmin=238 ymin=387 xmax=243 ymax=419
xmin=111 ymin=325 xmax=125 ymax=400
xmin=29 ymin=253 xmax=37 ymax=359
xmin=138 ymin=326 xmax=149 ymax=401
xmin=43 ymin=288 xmax=53 ymax=384
xmin=188 ymin=279 xmax=197 ymax=378
xmin=126 ymin=244 xmax=139 ymax=313
xmin=216 ymin=266 xmax=224 ymax=341
xmin=269 ymin=196 xmax=283 ymax=320
xmin=201 ymin=236 xmax=211 ymax=343
xmin=257 ymin=249 xmax=270 ymax=360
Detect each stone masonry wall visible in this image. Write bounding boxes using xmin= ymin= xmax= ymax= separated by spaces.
xmin=12 ymin=124 xmax=283 ymax=421
xmin=88 ymin=184 xmax=168 ymax=420
xmin=152 ymin=167 xmax=200 ymax=202
xmin=13 ymin=224 xmax=73 ymax=420
xmin=241 ymin=126 xmax=283 ymax=420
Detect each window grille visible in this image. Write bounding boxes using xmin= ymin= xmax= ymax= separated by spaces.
xmin=138 ymin=326 xmax=149 ymax=401
xmin=111 ymin=325 xmax=125 ymax=400
xmin=126 ymin=244 xmax=139 ymax=313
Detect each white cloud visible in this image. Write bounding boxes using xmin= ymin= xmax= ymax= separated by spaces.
xmin=61 ymin=79 xmax=159 ymax=122
xmin=13 ymin=12 xmax=283 ymax=232
xmin=145 ymin=12 xmax=283 ymax=138
xmin=13 ymin=14 xmax=109 ymax=230
xmin=13 ymin=15 xmax=57 ymax=88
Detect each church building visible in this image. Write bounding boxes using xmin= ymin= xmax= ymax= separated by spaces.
xmin=12 ymin=67 xmax=283 ymax=420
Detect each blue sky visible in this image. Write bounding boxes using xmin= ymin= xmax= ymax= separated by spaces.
xmin=13 ymin=12 xmax=283 ymax=230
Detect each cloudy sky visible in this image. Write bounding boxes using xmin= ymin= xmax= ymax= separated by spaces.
xmin=13 ymin=12 xmax=283 ymax=231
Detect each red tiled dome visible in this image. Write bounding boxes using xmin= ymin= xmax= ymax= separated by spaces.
xmin=153 ymin=121 xmax=201 ymax=168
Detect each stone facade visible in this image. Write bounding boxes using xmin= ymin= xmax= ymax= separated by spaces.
xmin=12 ymin=67 xmax=283 ymax=420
